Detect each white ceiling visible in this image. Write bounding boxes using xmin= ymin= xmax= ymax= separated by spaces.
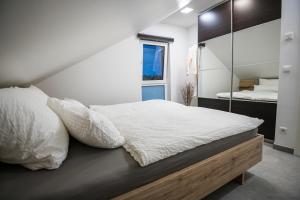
xmin=161 ymin=0 xmax=224 ymax=28
xmin=0 ymin=0 xmax=192 ymax=87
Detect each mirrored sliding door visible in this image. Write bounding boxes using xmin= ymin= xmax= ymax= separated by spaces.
xmin=197 ymin=0 xmax=233 ymax=112
xmin=197 ymin=0 xmax=282 ymax=141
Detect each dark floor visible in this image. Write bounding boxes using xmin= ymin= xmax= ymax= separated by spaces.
xmin=203 ymin=144 xmax=300 ymax=200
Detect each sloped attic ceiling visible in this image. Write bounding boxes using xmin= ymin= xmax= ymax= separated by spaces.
xmin=0 ymin=0 xmax=191 ymax=87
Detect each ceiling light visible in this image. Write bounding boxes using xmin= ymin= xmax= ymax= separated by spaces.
xmin=180 ymin=7 xmax=194 ymax=14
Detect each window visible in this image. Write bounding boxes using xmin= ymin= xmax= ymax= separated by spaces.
xmin=141 ymin=42 xmax=168 ymax=101
xmin=143 ymin=44 xmax=165 ymax=80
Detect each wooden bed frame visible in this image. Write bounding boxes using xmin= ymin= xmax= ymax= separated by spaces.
xmin=114 ymin=135 xmax=263 ymax=200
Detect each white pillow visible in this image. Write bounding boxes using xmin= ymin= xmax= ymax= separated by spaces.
xmin=254 ymin=85 xmax=278 ymax=92
xmin=64 ymin=98 xmax=86 ymax=107
xmin=259 ymin=78 xmax=278 ymax=87
xmin=0 ymin=86 xmax=69 ymax=170
xmin=47 ymin=98 xmax=125 ymax=148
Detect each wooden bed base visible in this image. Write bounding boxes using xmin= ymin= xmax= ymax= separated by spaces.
xmin=114 ymin=135 xmax=263 ymax=200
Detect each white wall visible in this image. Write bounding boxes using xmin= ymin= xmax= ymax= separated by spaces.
xmin=275 ymin=0 xmax=300 ymax=153
xmin=37 ymin=36 xmax=141 ymax=105
xmin=37 ymin=23 xmax=190 ymax=105
xmin=187 ymin=24 xmax=197 ymax=48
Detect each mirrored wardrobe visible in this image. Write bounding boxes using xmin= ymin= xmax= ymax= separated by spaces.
xmin=197 ymin=0 xmax=281 ymax=142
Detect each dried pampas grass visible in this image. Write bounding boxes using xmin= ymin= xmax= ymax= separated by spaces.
xmin=181 ymin=82 xmax=195 ymax=106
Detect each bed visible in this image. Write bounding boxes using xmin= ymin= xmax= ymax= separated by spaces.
xmin=0 ymin=100 xmax=263 ymax=200
xmin=0 ymin=130 xmax=262 ymax=200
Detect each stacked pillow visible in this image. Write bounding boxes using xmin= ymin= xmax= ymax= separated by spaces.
xmin=259 ymin=78 xmax=279 ymax=87
xmin=254 ymin=78 xmax=279 ymax=92
xmin=0 ymin=86 xmax=69 ymax=170
xmin=47 ymin=98 xmax=125 ymax=148
xmin=254 ymin=85 xmax=278 ymax=92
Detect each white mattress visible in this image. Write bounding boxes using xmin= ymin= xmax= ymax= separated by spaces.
xmin=217 ymin=90 xmax=278 ymax=102
xmin=90 ymin=100 xmax=263 ymax=167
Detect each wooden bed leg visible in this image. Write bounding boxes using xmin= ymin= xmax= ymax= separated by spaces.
xmin=234 ymin=172 xmax=245 ymax=185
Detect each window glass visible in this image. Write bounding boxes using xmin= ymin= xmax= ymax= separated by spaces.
xmin=143 ymin=44 xmax=165 ymax=80
xmin=142 ymin=85 xmax=165 ymax=101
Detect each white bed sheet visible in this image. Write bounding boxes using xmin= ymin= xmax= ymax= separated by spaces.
xmin=90 ymin=100 xmax=263 ymax=167
xmin=217 ymin=90 xmax=277 ymax=102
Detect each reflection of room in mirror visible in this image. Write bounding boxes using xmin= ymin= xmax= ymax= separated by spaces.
xmin=198 ymin=19 xmax=280 ymax=102
xmin=197 ymin=0 xmax=281 ymax=142
xmin=217 ymin=19 xmax=280 ymax=102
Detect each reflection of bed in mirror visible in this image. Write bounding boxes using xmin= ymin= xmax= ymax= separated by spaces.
xmin=216 ymin=78 xmax=278 ymax=102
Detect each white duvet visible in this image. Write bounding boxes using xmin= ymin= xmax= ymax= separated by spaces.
xmin=217 ymin=90 xmax=277 ymax=102
xmin=90 ymin=100 xmax=263 ymax=167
